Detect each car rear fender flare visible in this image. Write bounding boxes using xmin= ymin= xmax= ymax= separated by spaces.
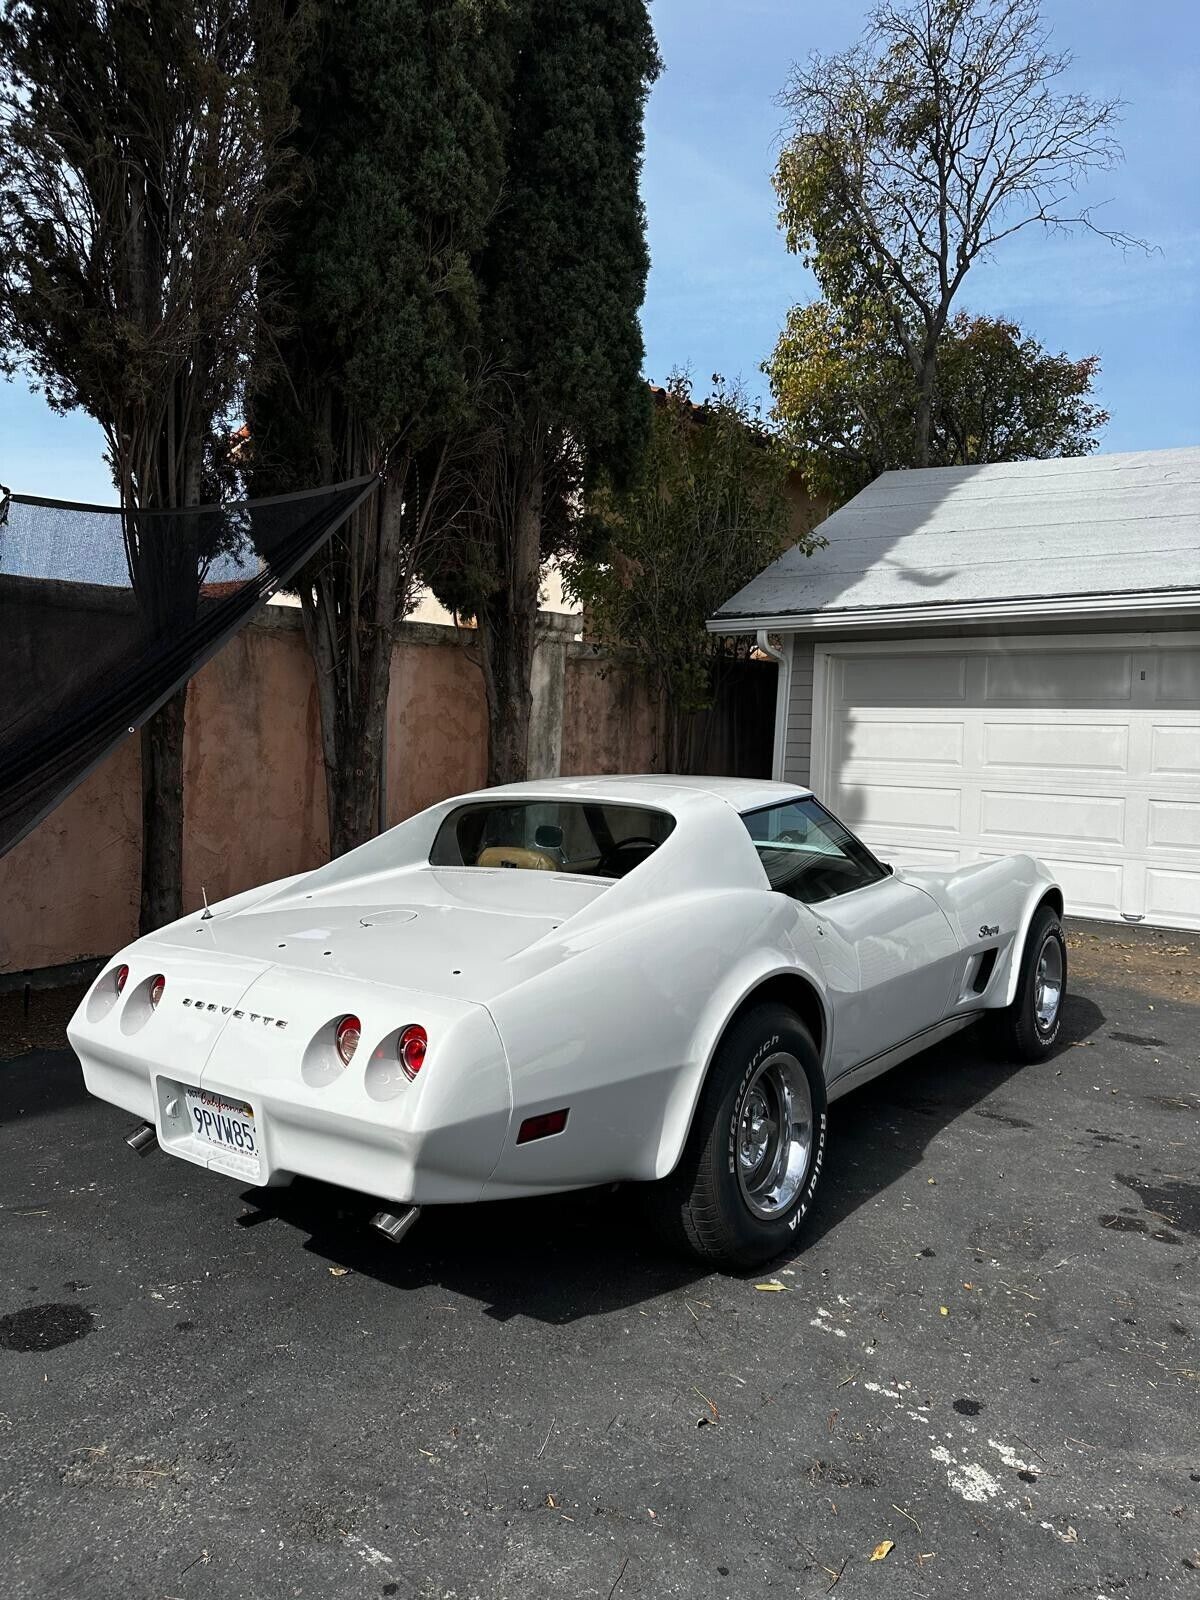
xmin=654 ymin=960 xmax=830 ymax=1180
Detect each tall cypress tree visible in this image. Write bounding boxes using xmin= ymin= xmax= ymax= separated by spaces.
xmin=0 ymin=0 xmax=300 ymax=928
xmin=427 ymin=0 xmax=660 ymax=784
xmin=253 ymin=0 xmax=511 ymax=854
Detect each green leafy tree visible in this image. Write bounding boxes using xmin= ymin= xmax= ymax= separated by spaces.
xmin=775 ymin=0 xmax=1136 ymax=467
xmin=0 ymin=0 xmax=300 ymax=929
xmin=769 ymin=302 xmax=1108 ymax=502
xmin=425 ymin=0 xmax=661 ymax=785
xmin=933 ymin=313 xmax=1107 ymax=465
xmin=564 ymin=375 xmax=814 ymax=772
xmin=251 ymin=0 xmax=510 ymax=855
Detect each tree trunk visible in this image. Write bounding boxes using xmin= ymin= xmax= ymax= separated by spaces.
xmin=478 ymin=450 xmax=543 ymax=787
xmin=136 ymin=419 xmax=201 ymax=935
xmin=478 ymin=595 xmax=536 ymax=787
xmin=914 ymin=352 xmax=937 ymax=468
xmin=139 ymin=688 xmax=187 ymax=932
xmin=302 ymin=478 xmax=402 ymax=860
xmin=327 ymin=694 xmax=388 ymax=858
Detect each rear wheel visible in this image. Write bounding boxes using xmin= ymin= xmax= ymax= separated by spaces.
xmin=652 ymin=1003 xmax=826 ymax=1269
xmin=993 ymin=904 xmax=1067 ymax=1062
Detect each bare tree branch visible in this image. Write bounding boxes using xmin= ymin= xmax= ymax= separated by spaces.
xmin=774 ymin=0 xmax=1147 ymax=465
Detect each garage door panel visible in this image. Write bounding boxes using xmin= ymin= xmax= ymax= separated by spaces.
xmin=838 ymin=781 xmax=961 ymax=833
xmin=983 ymin=650 xmax=1132 ymax=705
xmin=980 ymin=789 xmax=1125 ymax=847
xmin=818 ymin=638 xmax=1200 ymax=931
xmin=1157 ymin=651 xmax=1200 ymax=706
xmin=843 ymin=718 xmax=964 ymax=767
xmin=860 ymin=841 xmax=962 ymax=869
xmin=1145 ymin=869 xmax=1200 ymax=930
xmin=1150 ymin=724 xmax=1200 ymax=777
xmin=842 ymin=654 xmax=966 ymax=705
xmin=982 ymin=722 xmax=1129 ymax=772
xmin=1147 ymin=799 xmax=1200 ymax=853
xmin=1037 ymin=858 xmax=1125 ymax=920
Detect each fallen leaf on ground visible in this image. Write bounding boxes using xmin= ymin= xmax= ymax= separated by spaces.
xmin=328 ymin=1267 xmax=350 ymax=1278
xmin=868 ymin=1540 xmax=894 ymax=1562
xmin=755 ymin=1281 xmax=788 ymax=1292
xmin=939 ymin=1306 xmax=949 ymax=1316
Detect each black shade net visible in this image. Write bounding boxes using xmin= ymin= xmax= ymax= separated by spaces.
xmin=0 ymin=476 xmax=378 ymax=859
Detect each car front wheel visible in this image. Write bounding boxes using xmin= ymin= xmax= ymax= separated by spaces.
xmin=993 ymin=903 xmax=1068 ymax=1062
xmin=652 ymin=1002 xmax=827 ymax=1270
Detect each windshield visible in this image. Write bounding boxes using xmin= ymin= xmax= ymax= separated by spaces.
xmin=429 ymin=800 xmax=675 ymax=880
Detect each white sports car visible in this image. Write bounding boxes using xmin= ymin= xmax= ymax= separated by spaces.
xmin=68 ymin=776 xmax=1067 ymax=1268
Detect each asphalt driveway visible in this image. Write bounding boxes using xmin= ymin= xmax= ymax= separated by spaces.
xmin=1 ymin=922 xmax=1197 ymax=1599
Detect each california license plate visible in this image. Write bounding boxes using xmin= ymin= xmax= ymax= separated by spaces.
xmin=184 ymin=1088 xmax=257 ymax=1160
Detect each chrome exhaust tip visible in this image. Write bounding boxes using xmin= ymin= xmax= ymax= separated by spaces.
xmin=369 ymin=1205 xmax=422 ymax=1244
xmin=125 ymin=1122 xmax=158 ymax=1156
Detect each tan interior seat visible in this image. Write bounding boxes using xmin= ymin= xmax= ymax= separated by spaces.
xmin=475 ymin=845 xmax=559 ymax=872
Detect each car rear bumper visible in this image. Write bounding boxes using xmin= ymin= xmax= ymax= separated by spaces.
xmin=77 ymin=1047 xmax=512 ymax=1206
xmin=148 ymin=1069 xmax=509 ymax=1203
xmin=69 ymin=956 xmax=514 ymax=1206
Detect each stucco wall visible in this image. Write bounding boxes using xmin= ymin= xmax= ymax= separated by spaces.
xmin=0 ymin=608 xmax=663 ymax=975
xmin=182 ymin=615 xmax=331 ymax=914
xmin=0 ymin=739 xmax=142 ymax=974
xmin=560 ymin=650 xmax=661 ymax=776
xmin=385 ymin=624 xmax=489 ymax=824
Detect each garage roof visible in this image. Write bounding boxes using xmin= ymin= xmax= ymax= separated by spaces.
xmin=712 ymin=447 xmax=1200 ymax=632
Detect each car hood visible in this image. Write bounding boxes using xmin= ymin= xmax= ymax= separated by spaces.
xmin=148 ymin=866 xmax=610 ymax=1004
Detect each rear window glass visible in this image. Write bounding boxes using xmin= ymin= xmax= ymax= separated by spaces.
xmin=742 ymin=796 xmax=886 ymax=904
xmin=430 ymin=800 xmax=675 ymax=880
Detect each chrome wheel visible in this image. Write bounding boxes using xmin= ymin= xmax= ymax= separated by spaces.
xmin=735 ymin=1051 xmax=813 ymax=1219
xmin=1034 ymin=936 xmax=1064 ymax=1032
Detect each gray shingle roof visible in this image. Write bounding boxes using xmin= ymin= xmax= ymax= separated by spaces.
xmin=712 ymin=447 xmax=1200 ymax=627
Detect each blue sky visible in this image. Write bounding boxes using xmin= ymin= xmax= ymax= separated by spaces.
xmin=2 ymin=0 xmax=1197 ymax=501
xmin=642 ymin=0 xmax=1200 ymax=448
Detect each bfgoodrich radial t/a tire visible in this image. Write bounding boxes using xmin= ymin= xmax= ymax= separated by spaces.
xmin=653 ymin=1003 xmax=827 ymax=1270
xmin=993 ymin=904 xmax=1068 ymax=1062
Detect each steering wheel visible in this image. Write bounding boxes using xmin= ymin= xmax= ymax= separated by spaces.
xmin=596 ymin=835 xmax=662 ymax=877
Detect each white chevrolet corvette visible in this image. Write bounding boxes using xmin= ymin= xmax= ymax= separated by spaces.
xmin=69 ymin=776 xmax=1067 ymax=1268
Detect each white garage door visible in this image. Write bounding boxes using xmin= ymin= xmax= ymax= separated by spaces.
xmin=812 ymin=635 xmax=1200 ymax=931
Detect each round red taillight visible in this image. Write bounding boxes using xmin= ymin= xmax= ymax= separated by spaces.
xmin=149 ymin=974 xmax=166 ymax=1008
xmin=398 ymin=1024 xmax=427 ymax=1080
xmin=335 ymin=1014 xmax=361 ymax=1066
xmin=114 ymin=964 xmax=130 ymax=995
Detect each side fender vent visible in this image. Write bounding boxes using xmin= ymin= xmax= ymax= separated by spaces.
xmin=972 ymin=947 xmax=999 ymax=995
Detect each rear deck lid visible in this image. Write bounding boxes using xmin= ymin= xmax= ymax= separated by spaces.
xmin=154 ymin=866 xmax=608 ymax=1002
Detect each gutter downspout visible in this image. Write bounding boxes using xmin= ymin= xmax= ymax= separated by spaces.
xmin=756 ymin=628 xmax=791 ymax=782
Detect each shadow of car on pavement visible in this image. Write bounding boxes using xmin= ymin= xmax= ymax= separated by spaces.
xmin=249 ymin=990 xmax=1106 ymax=1323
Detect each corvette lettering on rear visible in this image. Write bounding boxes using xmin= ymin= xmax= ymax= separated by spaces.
xmin=181 ymin=996 xmax=288 ymax=1029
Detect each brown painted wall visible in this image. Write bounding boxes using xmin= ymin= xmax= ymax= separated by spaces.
xmin=182 ymin=617 xmax=330 ymax=915
xmin=0 ymin=608 xmax=662 ymax=975
xmin=560 ymin=651 xmax=661 ymax=776
xmin=0 ymin=739 xmax=142 ymax=974
xmin=385 ymin=626 xmax=489 ymax=825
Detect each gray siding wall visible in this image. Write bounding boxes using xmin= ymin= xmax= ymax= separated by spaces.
xmin=783 ymin=638 xmax=815 ymax=786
